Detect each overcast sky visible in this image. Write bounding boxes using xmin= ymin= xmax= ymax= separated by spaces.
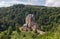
xmin=0 ymin=0 xmax=60 ymax=7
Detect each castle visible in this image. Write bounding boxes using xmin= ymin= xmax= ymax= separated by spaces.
xmin=20 ymin=14 xmax=38 ymax=31
xmin=20 ymin=14 xmax=45 ymax=35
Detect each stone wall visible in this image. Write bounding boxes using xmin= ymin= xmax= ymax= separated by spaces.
xmin=20 ymin=14 xmax=45 ymax=35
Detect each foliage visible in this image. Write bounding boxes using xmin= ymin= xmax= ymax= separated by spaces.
xmin=0 ymin=4 xmax=60 ymax=39
xmin=0 ymin=4 xmax=60 ymax=31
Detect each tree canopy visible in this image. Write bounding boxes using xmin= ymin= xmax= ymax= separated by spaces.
xmin=0 ymin=4 xmax=60 ymax=31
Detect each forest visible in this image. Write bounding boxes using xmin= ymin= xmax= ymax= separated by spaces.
xmin=0 ymin=4 xmax=60 ymax=39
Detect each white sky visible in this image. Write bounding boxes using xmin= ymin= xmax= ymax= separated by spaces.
xmin=0 ymin=0 xmax=60 ymax=7
xmin=45 ymin=0 xmax=60 ymax=7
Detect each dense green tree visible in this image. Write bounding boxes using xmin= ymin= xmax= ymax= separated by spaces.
xmin=0 ymin=4 xmax=60 ymax=32
xmin=15 ymin=24 xmax=21 ymax=34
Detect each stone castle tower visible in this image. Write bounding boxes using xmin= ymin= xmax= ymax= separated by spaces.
xmin=21 ymin=14 xmax=38 ymax=32
xmin=20 ymin=14 xmax=46 ymax=35
xmin=25 ymin=14 xmax=35 ymax=27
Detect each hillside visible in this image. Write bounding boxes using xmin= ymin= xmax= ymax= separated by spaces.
xmin=0 ymin=4 xmax=60 ymax=39
xmin=0 ymin=24 xmax=60 ymax=39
